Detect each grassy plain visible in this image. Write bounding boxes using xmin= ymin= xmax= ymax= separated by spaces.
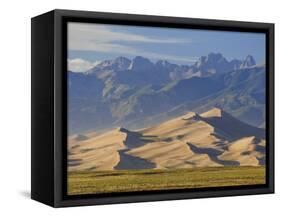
xmin=68 ymin=166 xmax=265 ymax=195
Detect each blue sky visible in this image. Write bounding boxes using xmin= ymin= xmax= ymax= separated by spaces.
xmin=67 ymin=22 xmax=265 ymax=72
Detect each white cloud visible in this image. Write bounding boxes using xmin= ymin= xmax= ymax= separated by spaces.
xmin=68 ymin=22 xmax=197 ymax=63
xmin=68 ymin=22 xmax=190 ymax=46
xmin=68 ymin=58 xmax=100 ymax=72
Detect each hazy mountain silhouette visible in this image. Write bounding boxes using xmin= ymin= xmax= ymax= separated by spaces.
xmin=68 ymin=53 xmax=265 ymax=134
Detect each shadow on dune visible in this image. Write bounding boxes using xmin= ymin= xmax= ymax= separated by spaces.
xmin=114 ymin=150 xmax=155 ymax=170
xmin=187 ymin=143 xmax=240 ymax=166
xmin=68 ymin=159 xmax=82 ymax=166
xmin=74 ymin=134 xmax=89 ymax=141
xmin=120 ymin=127 xmax=154 ymax=149
xmin=257 ymin=157 xmax=265 ymax=165
xmin=201 ymin=111 xmax=265 ymax=141
xmin=187 ymin=143 xmax=223 ymax=156
xmin=255 ymin=144 xmax=266 ymax=153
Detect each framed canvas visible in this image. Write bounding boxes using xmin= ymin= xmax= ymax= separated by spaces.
xmin=31 ymin=9 xmax=274 ymax=207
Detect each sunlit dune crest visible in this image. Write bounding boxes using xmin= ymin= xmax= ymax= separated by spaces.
xmin=68 ymin=107 xmax=265 ymax=171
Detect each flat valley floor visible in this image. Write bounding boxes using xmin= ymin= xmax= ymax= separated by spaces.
xmin=68 ymin=166 xmax=265 ymax=195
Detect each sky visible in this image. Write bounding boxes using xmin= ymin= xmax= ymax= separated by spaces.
xmin=67 ymin=22 xmax=266 ymax=72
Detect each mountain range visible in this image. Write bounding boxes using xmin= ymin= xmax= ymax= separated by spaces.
xmin=68 ymin=53 xmax=265 ymax=134
xmin=68 ymin=108 xmax=265 ymax=171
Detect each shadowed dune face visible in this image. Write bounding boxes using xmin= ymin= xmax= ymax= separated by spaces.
xmin=218 ymin=136 xmax=265 ymax=166
xmin=200 ymin=108 xmax=265 ymax=141
xmin=114 ymin=150 xmax=155 ymax=170
xmin=129 ymin=141 xmax=221 ymax=169
xmin=68 ymin=128 xmax=127 ymax=171
xmin=68 ymin=107 xmax=266 ymax=171
xmin=119 ymin=127 xmax=154 ymax=149
xmin=187 ymin=143 xmax=240 ymax=166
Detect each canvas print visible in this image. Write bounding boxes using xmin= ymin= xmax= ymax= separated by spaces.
xmin=67 ymin=22 xmax=266 ymax=195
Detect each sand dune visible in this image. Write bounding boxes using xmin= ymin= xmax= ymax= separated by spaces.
xmin=114 ymin=150 xmax=155 ymax=170
xmin=68 ymin=128 xmax=127 ymax=171
xmin=201 ymin=108 xmax=265 ymax=140
xmin=68 ymin=107 xmax=266 ymax=171
xmin=218 ymin=136 xmax=265 ymax=166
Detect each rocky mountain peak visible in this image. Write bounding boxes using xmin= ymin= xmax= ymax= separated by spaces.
xmin=87 ymin=56 xmax=131 ymax=73
xmin=240 ymin=55 xmax=256 ymax=68
xmin=207 ymin=52 xmax=224 ymax=62
xmin=195 ymin=52 xmax=227 ymax=67
xmin=129 ymin=56 xmax=154 ymax=71
xmin=195 ymin=56 xmax=207 ymax=67
xmin=114 ymin=56 xmax=131 ymax=66
xmin=156 ymin=60 xmax=170 ymax=67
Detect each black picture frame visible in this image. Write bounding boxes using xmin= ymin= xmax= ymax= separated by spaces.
xmin=31 ymin=9 xmax=274 ymax=207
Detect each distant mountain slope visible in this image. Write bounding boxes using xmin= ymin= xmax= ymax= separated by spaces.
xmin=68 ymin=54 xmax=265 ymax=134
xmin=161 ymin=65 xmax=266 ymax=127
xmin=68 ymin=108 xmax=265 ymax=171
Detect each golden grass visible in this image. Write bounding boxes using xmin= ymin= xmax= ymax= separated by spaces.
xmin=68 ymin=166 xmax=266 ymax=195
